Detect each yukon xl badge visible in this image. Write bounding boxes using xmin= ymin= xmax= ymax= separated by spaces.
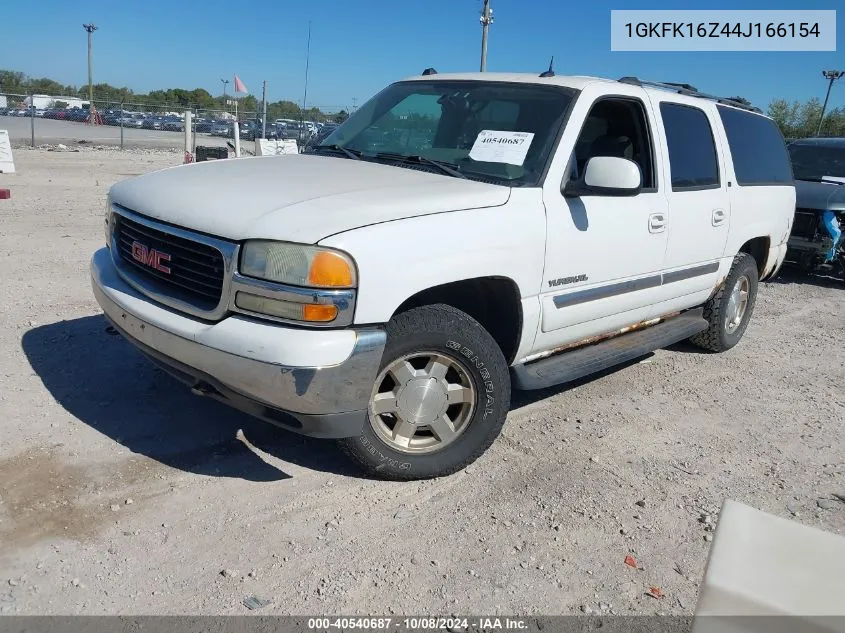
xmin=548 ymin=274 xmax=588 ymax=288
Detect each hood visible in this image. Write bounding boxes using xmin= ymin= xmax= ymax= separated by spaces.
xmin=795 ymin=179 xmax=845 ymax=212
xmin=109 ymin=154 xmax=511 ymax=243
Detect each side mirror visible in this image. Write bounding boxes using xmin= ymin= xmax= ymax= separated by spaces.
xmin=563 ymin=156 xmax=642 ymax=198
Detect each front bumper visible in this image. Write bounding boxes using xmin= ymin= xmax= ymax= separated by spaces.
xmin=90 ymin=248 xmax=386 ymax=438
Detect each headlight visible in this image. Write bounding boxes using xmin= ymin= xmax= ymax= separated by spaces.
xmin=240 ymin=240 xmax=356 ymax=288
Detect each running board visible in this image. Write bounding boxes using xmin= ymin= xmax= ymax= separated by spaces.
xmin=511 ymin=309 xmax=707 ymax=391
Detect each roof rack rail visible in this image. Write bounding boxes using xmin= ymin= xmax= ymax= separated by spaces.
xmin=616 ymin=76 xmax=761 ymax=113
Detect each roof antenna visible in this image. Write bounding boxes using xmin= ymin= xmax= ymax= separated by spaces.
xmin=422 ymin=67 xmax=438 ymax=76
xmin=539 ymin=57 xmax=555 ymax=78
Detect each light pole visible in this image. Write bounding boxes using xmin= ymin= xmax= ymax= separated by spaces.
xmin=479 ymin=0 xmax=493 ymax=72
xmin=83 ymin=23 xmax=97 ymax=121
xmin=817 ymin=70 xmax=844 ymax=136
xmin=221 ymin=78 xmax=229 ymax=114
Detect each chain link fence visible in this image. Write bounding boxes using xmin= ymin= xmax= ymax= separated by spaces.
xmin=0 ymin=92 xmax=347 ymax=153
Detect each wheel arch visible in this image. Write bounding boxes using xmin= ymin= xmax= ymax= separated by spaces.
xmin=738 ymin=235 xmax=772 ymax=279
xmin=392 ymin=276 xmax=523 ymax=365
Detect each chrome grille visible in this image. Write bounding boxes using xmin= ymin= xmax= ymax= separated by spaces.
xmin=111 ymin=208 xmax=235 ymax=318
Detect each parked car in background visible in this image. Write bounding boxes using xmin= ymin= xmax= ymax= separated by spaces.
xmin=66 ymin=108 xmax=90 ymax=122
xmin=162 ymin=118 xmax=184 ymax=132
xmin=194 ymin=119 xmax=213 ymax=133
xmin=784 ymin=137 xmax=845 ymax=279
xmin=101 ymin=111 xmax=120 ymax=125
xmin=302 ymin=123 xmax=339 ymax=152
xmin=210 ymin=121 xmax=231 ymax=137
xmin=142 ymin=116 xmax=164 ymax=130
xmin=275 ymin=121 xmax=312 ymax=144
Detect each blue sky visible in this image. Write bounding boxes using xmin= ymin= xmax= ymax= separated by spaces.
xmin=2 ymin=0 xmax=842 ymax=112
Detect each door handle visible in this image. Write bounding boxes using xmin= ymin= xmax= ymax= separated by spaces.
xmin=649 ymin=213 xmax=666 ymax=233
xmin=712 ymin=208 xmax=727 ymax=226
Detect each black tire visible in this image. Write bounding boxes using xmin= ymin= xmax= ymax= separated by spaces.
xmin=690 ymin=252 xmax=759 ymax=352
xmin=338 ymin=304 xmax=511 ymax=480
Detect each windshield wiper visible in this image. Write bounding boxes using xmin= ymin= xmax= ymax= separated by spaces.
xmin=796 ymin=176 xmax=845 ymax=184
xmin=372 ymin=152 xmax=466 ymax=179
xmin=312 ymin=144 xmax=361 ymax=160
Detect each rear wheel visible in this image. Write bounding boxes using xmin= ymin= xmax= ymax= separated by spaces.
xmin=690 ymin=252 xmax=759 ymax=352
xmin=339 ymin=304 xmax=511 ymax=480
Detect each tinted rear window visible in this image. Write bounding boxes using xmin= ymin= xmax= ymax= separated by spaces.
xmin=659 ymin=103 xmax=720 ymax=190
xmin=717 ymin=106 xmax=793 ymax=185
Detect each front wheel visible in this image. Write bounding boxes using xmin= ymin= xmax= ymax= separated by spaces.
xmin=339 ymin=304 xmax=511 ymax=480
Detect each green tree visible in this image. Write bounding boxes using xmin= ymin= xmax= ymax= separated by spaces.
xmin=820 ymin=106 xmax=845 ymax=136
xmin=767 ymin=99 xmax=800 ymax=138
xmin=797 ymin=97 xmax=822 ymax=137
xmin=333 ymin=110 xmax=349 ymax=123
xmin=29 ymin=77 xmax=70 ymax=95
xmin=0 ymin=70 xmax=27 ymax=94
xmin=768 ymin=97 xmax=845 ymax=139
xmin=266 ymin=100 xmax=302 ymax=121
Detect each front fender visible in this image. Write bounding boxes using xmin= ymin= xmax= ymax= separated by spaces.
xmin=318 ymin=190 xmax=546 ymax=325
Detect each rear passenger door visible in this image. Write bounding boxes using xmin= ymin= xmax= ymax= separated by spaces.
xmin=651 ymin=100 xmax=730 ymax=303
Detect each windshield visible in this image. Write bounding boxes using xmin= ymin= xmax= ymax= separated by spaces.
xmin=318 ymin=80 xmax=575 ymax=185
xmin=788 ymin=144 xmax=845 ymax=182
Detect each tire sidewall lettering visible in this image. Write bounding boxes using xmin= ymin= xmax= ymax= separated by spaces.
xmin=447 ymin=339 xmax=495 ymax=419
xmin=360 ymin=435 xmax=411 ymax=470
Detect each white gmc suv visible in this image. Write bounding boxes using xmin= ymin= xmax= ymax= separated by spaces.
xmin=91 ymin=72 xmax=795 ymax=479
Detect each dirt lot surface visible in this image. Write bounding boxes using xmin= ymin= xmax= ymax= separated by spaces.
xmin=0 ymin=147 xmax=843 ymax=616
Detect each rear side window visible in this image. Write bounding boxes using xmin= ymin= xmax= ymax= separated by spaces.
xmin=659 ymin=103 xmax=720 ymax=190
xmin=717 ymin=106 xmax=793 ymax=185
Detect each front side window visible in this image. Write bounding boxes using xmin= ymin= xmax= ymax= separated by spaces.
xmin=660 ymin=103 xmax=720 ymax=190
xmin=572 ymin=97 xmax=657 ymax=190
xmin=317 ymin=81 xmax=575 ymax=186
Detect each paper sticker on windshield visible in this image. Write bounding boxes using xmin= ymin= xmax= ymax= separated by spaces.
xmin=469 ymin=130 xmax=535 ymax=166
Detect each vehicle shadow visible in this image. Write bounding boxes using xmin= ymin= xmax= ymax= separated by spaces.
xmin=509 ymin=355 xmax=653 ymax=409
xmin=20 ymin=315 xmax=358 ymax=482
xmin=769 ymin=265 xmax=844 ymax=290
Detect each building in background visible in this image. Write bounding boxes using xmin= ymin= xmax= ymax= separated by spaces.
xmin=23 ymin=95 xmax=89 ymax=109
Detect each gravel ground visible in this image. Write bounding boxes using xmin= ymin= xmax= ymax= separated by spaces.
xmin=0 ymin=148 xmax=843 ymax=616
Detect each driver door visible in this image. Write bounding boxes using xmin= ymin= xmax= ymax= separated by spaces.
xmin=532 ymin=89 xmax=669 ymax=354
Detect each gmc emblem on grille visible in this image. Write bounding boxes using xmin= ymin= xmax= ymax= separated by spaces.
xmin=131 ymin=241 xmax=171 ymax=274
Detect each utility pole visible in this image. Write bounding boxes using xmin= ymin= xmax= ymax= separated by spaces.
xmin=261 ymin=80 xmax=267 ymax=139
xmin=301 ymin=20 xmax=312 ymax=134
xmin=817 ymin=69 xmax=844 ymax=136
xmin=479 ymin=0 xmax=493 ymax=72
xmin=220 ymin=79 xmax=229 ymax=116
xmin=83 ymin=23 xmax=97 ymax=122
